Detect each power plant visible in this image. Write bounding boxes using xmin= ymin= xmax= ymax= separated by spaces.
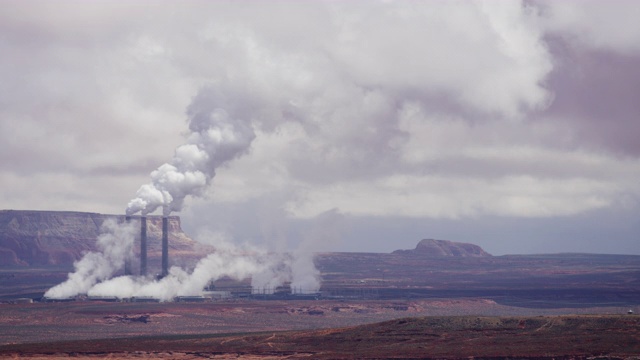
xmin=140 ymin=216 xmax=147 ymax=276
xmin=123 ymin=215 xmax=168 ymax=278
xmin=38 ymin=212 xmax=322 ymax=302
xmin=161 ymin=217 xmax=168 ymax=277
xmin=124 ymin=216 xmax=133 ymax=276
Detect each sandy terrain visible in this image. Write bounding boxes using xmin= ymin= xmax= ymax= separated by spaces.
xmin=1 ymin=298 xmax=636 ymax=346
xmin=2 ymin=314 xmax=640 ymax=359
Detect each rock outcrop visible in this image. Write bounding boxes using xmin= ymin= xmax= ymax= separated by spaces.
xmin=0 ymin=210 xmax=202 ymax=267
xmin=393 ymin=239 xmax=491 ymax=257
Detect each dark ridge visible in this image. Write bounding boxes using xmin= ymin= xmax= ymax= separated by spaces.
xmin=393 ymin=238 xmax=492 ymax=257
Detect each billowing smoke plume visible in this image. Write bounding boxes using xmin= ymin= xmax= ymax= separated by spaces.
xmin=250 ymin=251 xmax=320 ymax=294
xmin=47 ymin=230 xmax=320 ymax=301
xmin=85 ymin=235 xmax=322 ymax=301
xmin=45 ymin=86 xmax=325 ymax=300
xmin=126 ymin=87 xmax=256 ymax=216
xmin=44 ymin=219 xmax=135 ymax=299
xmin=249 ymin=210 xmax=342 ymax=294
xmin=87 ymin=244 xmax=267 ymax=301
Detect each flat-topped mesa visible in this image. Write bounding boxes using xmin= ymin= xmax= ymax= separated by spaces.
xmin=393 ymin=239 xmax=492 ymax=257
xmin=0 ymin=210 xmax=200 ymax=267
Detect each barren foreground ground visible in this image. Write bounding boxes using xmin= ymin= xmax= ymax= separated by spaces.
xmin=1 ymin=300 xmax=639 ymax=359
xmin=1 ymin=313 xmax=639 ymax=359
xmin=2 ymin=249 xmax=639 ymax=358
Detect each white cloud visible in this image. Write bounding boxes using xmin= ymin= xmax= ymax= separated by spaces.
xmin=285 ymin=174 xmax=620 ymax=219
xmin=2 ymin=1 xmax=640 ymax=254
xmin=329 ymin=1 xmax=552 ymax=117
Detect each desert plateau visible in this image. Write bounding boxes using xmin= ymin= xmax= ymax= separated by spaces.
xmin=1 ymin=210 xmax=639 ymax=359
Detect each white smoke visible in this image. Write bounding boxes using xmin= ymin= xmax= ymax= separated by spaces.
xmin=46 ymin=218 xmax=323 ymax=300
xmin=249 ymin=210 xmax=344 ymax=294
xmin=87 ymin=246 xmax=267 ymax=301
xmin=249 ymin=250 xmax=321 ymax=295
xmin=45 ymin=86 xmax=327 ymax=300
xmin=58 ymin=233 xmax=319 ymax=301
xmin=44 ymin=219 xmax=135 ymax=299
xmin=290 ymin=251 xmax=321 ymax=294
xmin=126 ymin=87 xmax=256 ymax=216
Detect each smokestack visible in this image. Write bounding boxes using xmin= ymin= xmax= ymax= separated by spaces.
xmin=140 ymin=217 xmax=147 ymax=276
xmin=162 ymin=217 xmax=169 ymax=278
xmin=124 ymin=216 xmax=133 ymax=276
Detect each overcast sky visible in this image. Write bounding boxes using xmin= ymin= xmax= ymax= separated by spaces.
xmin=2 ymin=0 xmax=639 ymax=255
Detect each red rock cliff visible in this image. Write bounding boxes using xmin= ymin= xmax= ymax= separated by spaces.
xmin=0 ymin=210 xmax=200 ymax=267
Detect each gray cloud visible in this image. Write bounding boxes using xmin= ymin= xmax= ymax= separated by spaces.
xmin=1 ymin=1 xmax=639 ymax=255
xmin=543 ymin=39 xmax=640 ymax=156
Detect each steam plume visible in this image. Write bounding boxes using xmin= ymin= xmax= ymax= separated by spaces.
xmin=250 ymin=251 xmax=320 ymax=294
xmin=77 ymin=237 xmax=319 ymax=301
xmin=44 ymin=219 xmax=135 ymax=298
xmin=46 ymin=220 xmax=322 ymax=300
xmin=87 ymin=245 xmax=266 ymax=301
xmin=45 ymin=86 xmax=325 ymax=300
xmin=126 ymin=87 xmax=256 ymax=216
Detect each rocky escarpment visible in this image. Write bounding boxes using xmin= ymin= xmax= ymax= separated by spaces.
xmin=0 ymin=210 xmax=202 ymax=267
xmin=393 ymin=239 xmax=492 ymax=257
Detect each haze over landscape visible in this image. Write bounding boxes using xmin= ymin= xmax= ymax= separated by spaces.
xmin=1 ymin=0 xmax=639 ymax=256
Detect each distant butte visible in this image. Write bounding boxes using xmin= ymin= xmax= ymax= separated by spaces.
xmin=393 ymin=238 xmax=492 ymax=257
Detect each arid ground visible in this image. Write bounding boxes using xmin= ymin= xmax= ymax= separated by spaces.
xmin=1 ymin=239 xmax=640 ymax=359
xmin=1 ymin=299 xmax=639 ymax=359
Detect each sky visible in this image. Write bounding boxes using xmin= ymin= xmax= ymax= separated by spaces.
xmin=1 ymin=0 xmax=639 ymax=256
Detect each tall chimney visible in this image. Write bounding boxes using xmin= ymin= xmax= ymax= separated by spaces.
xmin=140 ymin=217 xmax=147 ymax=276
xmin=124 ymin=216 xmax=133 ymax=276
xmin=161 ymin=217 xmax=169 ymax=277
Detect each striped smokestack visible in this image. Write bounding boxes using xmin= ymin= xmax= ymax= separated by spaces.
xmin=140 ymin=217 xmax=147 ymax=276
xmin=161 ymin=217 xmax=169 ymax=277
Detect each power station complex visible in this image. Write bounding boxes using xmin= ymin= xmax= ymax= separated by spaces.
xmin=124 ymin=215 xmax=169 ymax=278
